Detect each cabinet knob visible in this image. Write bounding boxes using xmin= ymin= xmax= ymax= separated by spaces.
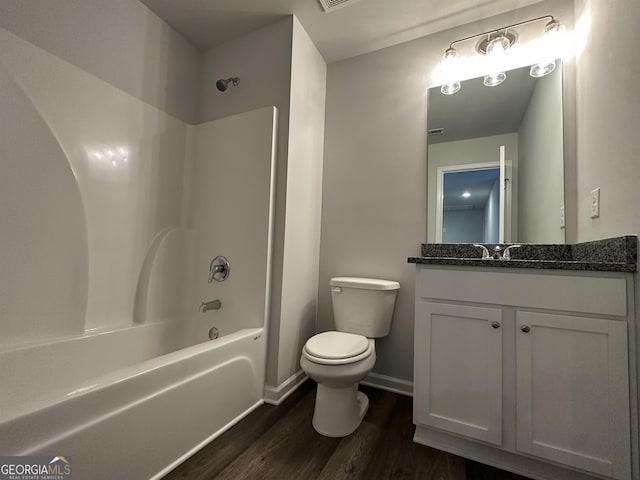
xmin=521 ymin=325 xmax=531 ymax=333
xmin=491 ymin=321 xmax=501 ymax=329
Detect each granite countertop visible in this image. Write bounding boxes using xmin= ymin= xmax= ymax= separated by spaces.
xmin=407 ymin=236 xmax=637 ymax=272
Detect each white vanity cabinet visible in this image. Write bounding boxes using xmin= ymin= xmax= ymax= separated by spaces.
xmin=515 ymin=311 xmax=630 ymax=479
xmin=414 ymin=302 xmax=503 ymax=445
xmin=413 ymin=265 xmax=636 ymax=480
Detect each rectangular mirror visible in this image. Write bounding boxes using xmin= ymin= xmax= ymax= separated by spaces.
xmin=427 ymin=60 xmax=565 ymax=244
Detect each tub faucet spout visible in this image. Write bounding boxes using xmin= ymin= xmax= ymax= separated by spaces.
xmin=199 ymin=299 xmax=221 ymax=312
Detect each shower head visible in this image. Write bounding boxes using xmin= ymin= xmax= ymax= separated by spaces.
xmin=216 ymin=77 xmax=240 ymax=92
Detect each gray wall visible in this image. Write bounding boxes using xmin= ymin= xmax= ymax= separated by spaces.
xmin=518 ymin=67 xmax=565 ymax=243
xmin=198 ymin=16 xmax=327 ymax=392
xmin=319 ymin=0 xmax=572 ymax=383
xmin=574 ymin=0 xmax=640 ymax=241
xmin=443 ymin=209 xmax=485 ymax=243
xmin=274 ymin=18 xmax=326 ymax=387
xmin=0 ymin=0 xmax=201 ymax=123
xmin=198 ymin=18 xmax=293 ymax=125
xmin=198 ymin=18 xmax=294 ymax=389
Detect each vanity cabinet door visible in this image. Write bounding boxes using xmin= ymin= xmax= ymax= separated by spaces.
xmin=515 ymin=312 xmax=631 ymax=480
xmin=414 ymin=302 xmax=503 ymax=445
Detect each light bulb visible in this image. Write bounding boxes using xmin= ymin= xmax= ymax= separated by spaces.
xmin=462 ymin=192 xmax=471 ymax=198
xmin=530 ymin=20 xmax=565 ymax=78
xmin=486 ymin=35 xmax=511 ymax=56
xmin=483 ymin=34 xmax=510 ymax=87
xmin=441 ymin=82 xmax=461 ymax=95
xmin=544 ymin=19 xmax=565 ymax=37
xmin=443 ymin=47 xmax=457 ymax=61
xmin=439 ymin=48 xmax=462 ymax=95
xmin=484 ymin=71 xmax=506 ymax=87
xmin=530 ymin=61 xmax=556 ymax=77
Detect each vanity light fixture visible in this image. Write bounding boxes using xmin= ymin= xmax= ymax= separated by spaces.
xmin=437 ymin=15 xmax=564 ymax=95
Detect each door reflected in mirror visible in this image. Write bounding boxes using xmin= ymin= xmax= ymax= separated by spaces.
xmin=440 ymin=167 xmax=501 ymax=243
xmin=427 ymin=61 xmax=565 ymax=244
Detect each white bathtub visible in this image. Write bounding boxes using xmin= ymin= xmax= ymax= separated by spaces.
xmin=0 ymin=320 xmax=267 ymax=479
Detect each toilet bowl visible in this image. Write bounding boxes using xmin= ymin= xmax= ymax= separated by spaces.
xmin=300 ymin=277 xmax=399 ymax=437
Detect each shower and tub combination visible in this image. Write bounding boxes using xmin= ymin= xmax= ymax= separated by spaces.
xmin=0 ymin=29 xmax=277 ymax=480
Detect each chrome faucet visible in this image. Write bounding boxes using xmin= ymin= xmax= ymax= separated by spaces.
xmin=473 ymin=244 xmax=490 ymax=259
xmin=502 ymin=244 xmax=522 ymax=260
xmin=473 ymin=243 xmax=521 ymax=260
xmin=199 ymin=299 xmax=221 ymax=312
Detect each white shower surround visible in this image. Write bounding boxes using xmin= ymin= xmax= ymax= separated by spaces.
xmin=0 ymin=100 xmax=278 ymax=476
xmin=0 ymin=27 xmax=279 ymax=479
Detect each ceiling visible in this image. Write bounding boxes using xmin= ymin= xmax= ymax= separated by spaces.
xmin=428 ymin=63 xmax=539 ymax=144
xmin=139 ymin=0 xmax=543 ymax=63
xmin=443 ymin=168 xmax=500 ymax=209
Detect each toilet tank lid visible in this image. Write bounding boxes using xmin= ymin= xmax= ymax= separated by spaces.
xmin=330 ymin=277 xmax=400 ymax=291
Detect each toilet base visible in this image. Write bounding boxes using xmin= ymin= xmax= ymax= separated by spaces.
xmin=312 ymin=384 xmax=369 ymax=437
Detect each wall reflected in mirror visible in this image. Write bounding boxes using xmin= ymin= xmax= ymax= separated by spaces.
xmin=427 ymin=60 xmax=565 ymax=244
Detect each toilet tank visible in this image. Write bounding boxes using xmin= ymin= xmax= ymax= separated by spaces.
xmin=330 ymin=277 xmax=400 ymax=338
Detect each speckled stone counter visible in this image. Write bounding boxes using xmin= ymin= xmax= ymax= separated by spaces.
xmin=407 ymin=235 xmax=637 ymax=272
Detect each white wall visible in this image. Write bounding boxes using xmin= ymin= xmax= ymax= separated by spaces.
xmin=0 ymin=0 xmax=201 ymax=123
xmin=574 ymin=0 xmax=640 ymax=241
xmin=428 ymin=133 xmax=519 ymax=242
xmin=518 ymin=66 xmax=565 ymax=243
xmin=319 ymin=0 xmax=572 ymax=383
xmin=485 ymin=179 xmax=500 ymax=243
xmin=273 ymin=18 xmax=327 ymax=387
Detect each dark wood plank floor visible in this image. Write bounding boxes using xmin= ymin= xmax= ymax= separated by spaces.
xmin=163 ymin=380 xmax=530 ymax=480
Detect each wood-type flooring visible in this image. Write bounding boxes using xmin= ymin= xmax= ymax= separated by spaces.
xmin=163 ymin=380 xmax=530 ymax=480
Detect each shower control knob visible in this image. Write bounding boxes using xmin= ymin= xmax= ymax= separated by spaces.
xmin=209 ymin=256 xmax=230 ymax=282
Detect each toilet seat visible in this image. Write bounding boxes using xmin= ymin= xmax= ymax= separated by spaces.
xmin=303 ymin=331 xmax=373 ymax=365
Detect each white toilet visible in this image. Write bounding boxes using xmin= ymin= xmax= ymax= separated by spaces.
xmin=300 ymin=276 xmax=400 ymax=437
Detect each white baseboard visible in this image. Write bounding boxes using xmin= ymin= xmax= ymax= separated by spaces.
xmin=264 ymin=369 xmax=308 ymax=406
xmin=361 ymin=372 xmax=413 ymax=397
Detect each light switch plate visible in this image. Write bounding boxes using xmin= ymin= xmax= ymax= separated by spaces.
xmin=590 ymin=187 xmax=600 ymax=218
xmin=560 ymin=205 xmax=565 ymax=228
